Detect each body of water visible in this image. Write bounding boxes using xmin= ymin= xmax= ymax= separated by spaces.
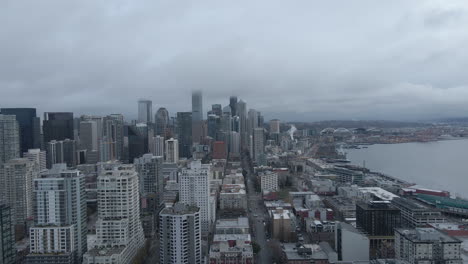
xmin=345 ymin=139 xmax=468 ymax=198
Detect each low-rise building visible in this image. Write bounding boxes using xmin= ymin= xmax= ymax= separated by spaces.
xmin=219 ymin=184 xmax=247 ymax=211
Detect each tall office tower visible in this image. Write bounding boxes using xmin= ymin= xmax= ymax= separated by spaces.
xmin=0 ymin=204 xmax=15 ymax=264
xmin=0 ymin=158 xmax=37 ymax=240
xmin=269 ymin=119 xmax=280 ymax=134
xmin=159 ymin=203 xmax=202 ymax=264
xmin=229 ymin=96 xmax=237 ymax=117
xmin=252 ymin=128 xmax=264 ymax=162
xmin=0 ymin=114 xmax=20 ymax=165
xmin=165 ymin=138 xmax=179 ymax=163
xmin=79 ymin=121 xmax=98 ymax=152
xmin=257 ymin=112 xmax=264 ymax=128
xmin=23 ymin=149 xmax=47 ymax=171
xmin=207 ymin=114 xmax=220 ymax=140
xmin=192 ymin=91 xmax=203 ymax=144
xmin=104 ymin=114 xmax=124 ymax=161
xmin=236 ymin=100 xmax=247 ymax=148
xmin=150 ymin=135 xmax=165 ymax=157
xmin=26 ymin=169 xmax=87 ymax=263
xmin=228 ymin=131 xmax=240 ymax=156
xmin=180 ymin=160 xmax=212 ymax=234
xmin=177 ymin=112 xmax=192 ymax=158
xmin=155 ymin=108 xmax=170 ymax=136
xmin=83 ymin=164 xmax=145 ymax=264
xmin=232 ymin=116 xmax=240 ymax=133
xmin=46 ymin=139 xmax=76 ymax=168
xmin=138 ymin=99 xmax=152 ymax=124
xmin=43 ymin=112 xmax=74 ymax=143
xmin=134 ymin=154 xmax=164 ymax=205
xmin=356 ymin=201 xmax=401 ymax=258
xmin=127 ymin=123 xmax=148 ymax=162
xmin=1 ymin=108 xmax=40 ymax=154
xmin=220 ymin=106 xmax=232 ymax=131
xmin=395 ymin=228 xmax=462 ymax=263
xmin=211 ymin=104 xmax=222 ymax=117
xmin=247 ymin=109 xmax=258 ymax=137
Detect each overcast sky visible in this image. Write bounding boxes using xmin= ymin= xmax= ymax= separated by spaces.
xmin=1 ymin=0 xmax=468 ymax=121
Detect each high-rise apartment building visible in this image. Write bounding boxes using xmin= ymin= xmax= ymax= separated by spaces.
xmin=177 ymin=112 xmax=192 ymax=158
xmin=134 ymin=154 xmax=164 ymax=206
xmin=104 ymin=114 xmax=124 ymax=161
xmin=1 ymin=108 xmax=40 ymax=154
xmin=229 ymin=96 xmax=237 ymax=117
xmin=236 ymin=100 xmax=247 ymax=148
xmin=253 ymin=128 xmax=264 ymax=162
xmin=26 ymin=169 xmax=87 ymax=263
xmin=0 ymin=115 xmax=20 ymax=165
xmin=138 ymin=99 xmax=152 ymax=124
xmin=23 ymin=149 xmax=47 ymax=171
xmin=0 ymin=204 xmax=15 ymax=264
xmin=150 ymin=135 xmax=165 ymax=157
xmin=0 ymin=158 xmax=37 ymax=239
xmin=43 ymin=112 xmax=74 ymax=143
xmin=159 ymin=203 xmax=202 ymax=264
xmin=165 ymin=138 xmax=179 ymax=163
xmin=247 ymin=109 xmax=258 ymax=136
xmin=180 ymin=160 xmax=212 ymax=234
xmin=83 ymin=164 xmax=145 ymax=264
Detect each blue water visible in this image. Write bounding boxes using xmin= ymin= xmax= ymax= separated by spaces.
xmin=345 ymin=139 xmax=468 ymax=198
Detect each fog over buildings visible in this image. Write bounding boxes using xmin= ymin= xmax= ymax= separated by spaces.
xmin=2 ymin=1 xmax=468 ymax=121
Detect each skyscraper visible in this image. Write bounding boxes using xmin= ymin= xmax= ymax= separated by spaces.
xmin=269 ymin=119 xmax=280 ymax=134
xmin=155 ymin=108 xmax=169 ymax=136
xmin=253 ymin=128 xmax=264 ymax=162
xmin=0 ymin=158 xmax=37 ymax=240
xmin=211 ymin=104 xmax=222 ymax=117
xmin=127 ymin=123 xmax=149 ymax=162
xmin=46 ymin=139 xmax=76 ymax=168
xmin=177 ymin=112 xmax=192 ymax=158
xmin=26 ymin=169 xmax=87 ymax=263
xmin=134 ymin=154 xmax=164 ymax=207
xmin=150 ymin=135 xmax=165 ymax=157
xmin=247 ymin=109 xmax=258 ymax=137
xmin=1 ymin=108 xmax=40 ymax=154
xmin=165 ymin=138 xmax=179 ymax=163
xmin=207 ymin=114 xmax=220 ymax=140
xmin=159 ymin=203 xmax=201 ymax=264
xmin=192 ymin=91 xmax=203 ymax=144
xmin=138 ymin=99 xmax=152 ymax=124
xmin=0 ymin=204 xmax=15 ymax=264
xmin=180 ymin=160 xmax=212 ymax=234
xmin=79 ymin=121 xmax=98 ymax=153
xmin=83 ymin=164 xmax=145 ymax=264
xmin=43 ymin=112 xmax=74 ymax=143
xmin=236 ymin=100 xmax=247 ymax=148
xmin=0 ymin=114 xmax=20 ymax=165
xmin=229 ymin=96 xmax=237 ymax=117
xmin=103 ymin=114 xmax=124 ymax=161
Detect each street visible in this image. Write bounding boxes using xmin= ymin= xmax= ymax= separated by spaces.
xmin=242 ymin=153 xmax=272 ymax=264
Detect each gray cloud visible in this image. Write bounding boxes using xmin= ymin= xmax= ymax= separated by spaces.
xmin=1 ymin=0 xmax=468 ymax=121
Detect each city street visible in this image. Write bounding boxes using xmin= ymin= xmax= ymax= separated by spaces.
xmin=242 ymin=154 xmax=272 ymax=264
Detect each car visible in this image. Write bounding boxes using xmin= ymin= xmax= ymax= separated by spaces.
xmin=254 ymin=214 xmax=258 ymax=217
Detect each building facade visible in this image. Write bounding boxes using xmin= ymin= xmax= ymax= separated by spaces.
xmin=0 ymin=114 xmax=20 ymax=165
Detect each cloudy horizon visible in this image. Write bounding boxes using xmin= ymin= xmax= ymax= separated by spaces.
xmin=1 ymin=0 xmax=468 ymax=122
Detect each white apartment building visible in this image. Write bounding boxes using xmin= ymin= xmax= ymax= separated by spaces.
xmin=23 ymin=148 xmax=47 ymax=171
xmin=260 ymin=171 xmax=278 ymax=192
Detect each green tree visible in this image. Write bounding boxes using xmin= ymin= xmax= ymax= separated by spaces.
xmin=252 ymin=241 xmax=261 ymax=254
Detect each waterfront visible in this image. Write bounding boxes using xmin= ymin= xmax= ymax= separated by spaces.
xmin=346 ymin=139 xmax=468 ymax=198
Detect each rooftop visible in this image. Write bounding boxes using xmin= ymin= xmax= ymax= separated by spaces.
xmin=160 ymin=202 xmax=199 ymax=215
xmin=396 ymin=228 xmax=460 ymax=243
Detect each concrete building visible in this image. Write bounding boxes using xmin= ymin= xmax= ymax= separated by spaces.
xmin=209 ymin=238 xmax=253 ymax=264
xmin=335 ymin=222 xmax=370 ymax=261
xmin=79 ymin=121 xmax=98 ymax=153
xmin=229 ymin=131 xmax=241 ymax=156
xmin=165 ymin=138 xmax=179 ymax=163
xmin=82 ymin=164 xmax=145 ymax=264
xmin=26 ymin=169 xmax=87 ymax=263
xmin=0 ymin=158 xmax=37 ymax=239
xmin=134 ymin=154 xmax=164 ymax=207
xmin=180 ymin=160 xmax=212 ymax=234
xmin=212 ymin=141 xmax=226 ymax=159
xmin=23 ymin=148 xmax=47 ymax=171
xmin=162 ymin=162 xmax=178 ymax=181
xmin=270 ymin=208 xmax=294 ymax=242
xmin=214 ymin=217 xmax=250 ymax=235
xmin=0 ymin=204 xmax=15 ymax=264
xmin=252 ymin=128 xmax=264 ymax=163
xmin=395 ymin=228 xmax=462 ymax=264
xmin=219 ymin=184 xmax=247 ymax=211
xmin=391 ymin=197 xmax=446 ymax=228
xmin=159 ymin=203 xmax=201 ymax=264
xmin=46 ymin=139 xmax=76 ymax=168
xmin=236 ymin=100 xmax=247 ymax=147
xmin=177 ymin=112 xmax=192 ymax=158
xmin=269 ymin=119 xmax=280 ymax=134
xmin=0 ymin=114 xmax=20 ymax=165
xmin=150 ymin=135 xmax=165 ymax=157
xmin=138 ymin=99 xmax=152 ymax=124
xmin=192 ymin=91 xmax=203 ymax=144
xmin=260 ymin=171 xmax=278 ymax=193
